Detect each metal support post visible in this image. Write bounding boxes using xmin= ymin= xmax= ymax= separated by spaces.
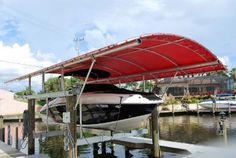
xmin=74 ymin=57 xmax=96 ymax=110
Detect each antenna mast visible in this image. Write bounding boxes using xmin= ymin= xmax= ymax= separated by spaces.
xmin=74 ymin=35 xmax=84 ymax=56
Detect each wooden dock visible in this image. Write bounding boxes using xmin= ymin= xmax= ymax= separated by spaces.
xmin=0 ymin=141 xmax=48 ymax=158
xmin=112 ymin=136 xmax=220 ymax=154
xmin=0 ymin=141 xmax=26 ymax=157
xmin=77 ymin=129 xmax=148 ymax=146
xmin=77 ymin=130 xmax=221 ymax=155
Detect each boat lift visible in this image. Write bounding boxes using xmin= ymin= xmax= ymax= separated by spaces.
xmin=5 ymin=33 xmax=225 ymax=158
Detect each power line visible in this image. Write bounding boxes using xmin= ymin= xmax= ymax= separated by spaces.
xmin=1 ymin=1 xmax=73 ymax=38
xmin=0 ymin=59 xmax=43 ymax=68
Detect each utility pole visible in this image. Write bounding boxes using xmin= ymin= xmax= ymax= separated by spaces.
xmin=74 ymin=35 xmax=84 ymax=56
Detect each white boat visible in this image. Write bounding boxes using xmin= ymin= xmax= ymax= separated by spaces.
xmin=40 ymin=84 xmax=163 ymax=131
xmin=199 ymin=97 xmax=236 ymax=109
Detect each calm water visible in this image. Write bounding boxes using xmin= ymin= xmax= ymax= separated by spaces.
xmin=3 ymin=114 xmax=236 ymax=157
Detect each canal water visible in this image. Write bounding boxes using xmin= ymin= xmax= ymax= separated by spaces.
xmin=3 ymin=114 xmax=236 ymax=157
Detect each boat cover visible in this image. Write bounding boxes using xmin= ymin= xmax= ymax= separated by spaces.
xmin=6 ymin=33 xmax=225 ymax=83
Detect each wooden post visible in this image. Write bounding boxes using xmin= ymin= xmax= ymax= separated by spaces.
xmin=101 ymin=142 xmax=106 ymax=154
xmin=28 ymin=99 xmax=35 ymax=155
xmin=93 ymin=143 xmax=99 ymax=156
xmin=151 ymin=106 xmax=161 ymax=158
xmin=212 ymin=98 xmax=216 ymax=114
xmin=0 ymin=116 xmax=4 ymax=142
xmin=79 ymin=99 xmax=83 ymax=138
xmin=125 ymin=147 xmax=132 ymax=158
xmin=67 ymin=96 xmax=77 ymax=158
xmin=15 ymin=127 xmax=19 ymax=150
xmin=39 ymin=133 xmax=43 ymax=153
xmin=228 ymin=102 xmax=231 ymax=115
xmin=111 ymin=142 xmax=115 ymax=155
xmin=149 ymin=117 xmax=152 ymax=138
xmin=196 ymin=102 xmax=200 ymax=115
xmin=7 ymin=125 xmax=10 ymax=145
xmin=212 ymin=103 xmax=215 ymax=114
xmin=0 ymin=128 xmax=4 ymax=142
xmin=172 ymin=103 xmax=174 ymax=115
xmin=42 ymin=72 xmax=45 ymax=93
xmin=0 ymin=116 xmax=3 ymax=129
xmin=223 ymin=120 xmax=228 ymax=147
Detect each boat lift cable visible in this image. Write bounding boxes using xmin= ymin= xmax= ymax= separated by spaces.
xmin=113 ymin=96 xmax=123 ymax=134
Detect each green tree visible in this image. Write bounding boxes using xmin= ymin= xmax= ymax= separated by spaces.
xmin=139 ymin=80 xmax=155 ymax=92
xmin=44 ymin=77 xmax=60 ymax=92
xmin=122 ymin=82 xmax=138 ymax=90
xmin=44 ymin=77 xmax=82 ymax=92
xmin=229 ymin=68 xmax=236 ymax=80
xmin=15 ymin=86 xmax=35 ymax=96
xmin=206 ymin=70 xmax=228 ymax=77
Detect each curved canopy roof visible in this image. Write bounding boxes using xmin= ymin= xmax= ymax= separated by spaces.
xmin=6 ymin=33 xmax=225 ymax=84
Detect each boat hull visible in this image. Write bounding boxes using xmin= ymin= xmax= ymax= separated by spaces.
xmin=199 ymin=100 xmax=236 ymax=109
xmin=41 ymin=113 xmax=150 ymax=131
xmin=40 ymin=84 xmax=163 ymax=131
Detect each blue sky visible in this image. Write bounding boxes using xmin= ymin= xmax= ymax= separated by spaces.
xmin=0 ymin=0 xmax=236 ymax=91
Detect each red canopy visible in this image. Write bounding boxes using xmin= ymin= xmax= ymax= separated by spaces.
xmin=6 ymin=33 xmax=225 ymax=83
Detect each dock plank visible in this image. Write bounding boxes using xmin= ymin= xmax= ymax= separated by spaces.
xmin=0 ymin=141 xmax=26 ymax=157
xmin=113 ymin=136 xmax=220 ymax=154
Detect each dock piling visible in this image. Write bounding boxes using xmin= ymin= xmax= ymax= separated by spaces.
xmin=151 ymin=106 xmax=161 ymax=158
xmin=15 ymin=127 xmax=18 ymax=150
xmin=7 ymin=125 xmax=10 ymax=145
xmin=38 ymin=133 xmax=43 ymax=153
xmin=228 ymin=102 xmax=231 ymax=115
xmin=67 ymin=96 xmax=77 ymax=158
xmin=0 ymin=128 xmax=4 ymax=142
xmin=28 ymin=98 xmax=35 ymax=155
xmin=93 ymin=143 xmax=99 ymax=156
xmin=0 ymin=115 xmax=3 ymax=128
xmin=125 ymin=147 xmax=133 ymax=158
xmin=172 ymin=103 xmax=174 ymax=115
xmin=197 ymin=103 xmax=199 ymax=114
xmin=101 ymin=142 xmax=106 ymax=154
xmin=0 ymin=116 xmax=4 ymax=142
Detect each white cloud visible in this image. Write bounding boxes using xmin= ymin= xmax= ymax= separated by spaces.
xmin=0 ymin=0 xmax=235 ymax=91
xmin=219 ymin=56 xmax=230 ymax=68
xmin=84 ymin=29 xmax=117 ymax=52
xmin=0 ymin=41 xmax=54 ymax=91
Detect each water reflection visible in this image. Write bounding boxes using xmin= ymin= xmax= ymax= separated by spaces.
xmin=3 ymin=114 xmax=236 ymax=157
xmin=159 ymin=114 xmax=236 ymax=146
